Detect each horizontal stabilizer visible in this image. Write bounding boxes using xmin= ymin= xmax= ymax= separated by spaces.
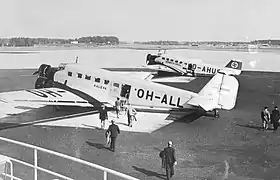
xmin=188 ymin=72 xmax=239 ymax=111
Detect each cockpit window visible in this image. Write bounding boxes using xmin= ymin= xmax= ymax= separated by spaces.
xmin=58 ymin=63 xmax=66 ymax=70
xmin=104 ymin=80 xmax=110 ymax=85
xmin=77 ymin=73 xmax=82 ymax=78
xmin=95 ymin=78 xmax=101 ymax=83
xmin=113 ymin=83 xmax=119 ymax=87
xmin=68 ymin=72 xmax=72 ymax=76
xmin=85 ymin=75 xmax=91 ymax=80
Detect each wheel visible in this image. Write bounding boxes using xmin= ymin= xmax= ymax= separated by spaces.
xmin=214 ymin=110 xmax=220 ymax=118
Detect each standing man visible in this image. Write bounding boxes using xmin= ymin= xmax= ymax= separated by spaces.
xmin=126 ymin=104 xmax=137 ymax=127
xmin=159 ymin=141 xmax=177 ymax=180
xmin=261 ymin=106 xmax=270 ymax=130
xmin=106 ymin=120 xmax=120 ymax=152
xmin=115 ymin=97 xmax=121 ymax=118
xmin=99 ymin=105 xmax=108 ymax=129
xmin=271 ymin=106 xmax=280 ymax=131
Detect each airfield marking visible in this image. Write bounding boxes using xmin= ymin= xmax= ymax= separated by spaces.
xmin=0 ymin=110 xmax=99 ymax=130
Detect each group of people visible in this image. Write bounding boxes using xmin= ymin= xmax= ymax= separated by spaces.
xmin=99 ymin=101 xmax=177 ymax=179
xmin=261 ymin=106 xmax=280 ymax=131
xmin=99 ymin=104 xmax=120 ymax=152
xmin=115 ymin=97 xmax=137 ymax=127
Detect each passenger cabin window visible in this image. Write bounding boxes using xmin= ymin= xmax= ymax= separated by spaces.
xmin=95 ymin=78 xmax=101 ymax=83
xmin=113 ymin=83 xmax=119 ymax=88
xmin=68 ymin=72 xmax=72 ymax=77
xmin=166 ymin=58 xmax=169 ymax=61
xmin=175 ymin=60 xmax=178 ymax=63
xmin=104 ymin=80 xmax=110 ymax=85
xmin=85 ymin=75 xmax=91 ymax=80
xmin=170 ymin=59 xmax=174 ymax=62
xmin=179 ymin=61 xmax=183 ymax=64
xmin=162 ymin=57 xmax=165 ymax=60
xmin=77 ymin=73 xmax=82 ymax=78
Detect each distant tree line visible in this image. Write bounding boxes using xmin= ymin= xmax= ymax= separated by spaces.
xmin=134 ymin=40 xmax=280 ymax=46
xmin=251 ymin=40 xmax=280 ymax=46
xmin=134 ymin=41 xmax=180 ymax=45
xmin=134 ymin=40 xmax=253 ymax=46
xmin=0 ymin=36 xmax=119 ymax=47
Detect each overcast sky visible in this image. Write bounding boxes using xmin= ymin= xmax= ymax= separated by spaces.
xmin=0 ymin=0 xmax=279 ymax=41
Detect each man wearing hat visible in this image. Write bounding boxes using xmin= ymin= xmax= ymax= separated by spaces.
xmin=106 ymin=120 xmax=120 ymax=152
xmin=99 ymin=105 xmax=108 ymax=129
xmin=271 ymin=106 xmax=280 ymax=131
xmin=159 ymin=141 xmax=177 ymax=180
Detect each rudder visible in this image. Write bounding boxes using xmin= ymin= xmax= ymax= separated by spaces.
xmin=188 ymin=73 xmax=239 ymax=111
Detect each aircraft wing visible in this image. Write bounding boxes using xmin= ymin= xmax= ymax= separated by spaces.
xmin=143 ymin=65 xmax=178 ymax=73
xmin=0 ymin=87 xmax=99 ymax=107
xmin=150 ymin=76 xmax=196 ymax=83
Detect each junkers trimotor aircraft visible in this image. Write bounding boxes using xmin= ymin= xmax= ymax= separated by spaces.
xmin=0 ymin=60 xmax=242 ymax=118
xmin=144 ymin=50 xmax=242 ymax=82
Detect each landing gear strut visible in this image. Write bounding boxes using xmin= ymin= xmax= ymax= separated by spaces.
xmin=214 ymin=109 xmax=220 ymax=118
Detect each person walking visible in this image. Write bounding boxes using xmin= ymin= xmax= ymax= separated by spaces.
xmin=99 ymin=105 xmax=108 ymax=129
xmin=261 ymin=106 xmax=270 ymax=130
xmin=159 ymin=141 xmax=177 ymax=180
xmin=115 ymin=97 xmax=121 ymax=118
xmin=126 ymin=104 xmax=137 ymax=127
xmin=271 ymin=106 xmax=280 ymax=131
xmin=106 ymin=120 xmax=120 ymax=152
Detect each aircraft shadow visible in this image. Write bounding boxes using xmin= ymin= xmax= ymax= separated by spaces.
xmin=168 ymin=112 xmax=204 ymax=123
xmin=85 ymin=141 xmax=111 ymax=151
xmin=236 ymin=123 xmax=275 ymax=131
xmin=132 ymin=166 xmax=166 ymax=179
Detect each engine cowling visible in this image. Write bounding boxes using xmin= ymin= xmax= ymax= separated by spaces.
xmin=146 ymin=54 xmax=160 ymax=65
xmin=34 ymin=64 xmax=58 ymax=89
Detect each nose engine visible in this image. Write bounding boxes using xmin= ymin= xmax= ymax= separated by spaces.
xmin=146 ymin=54 xmax=160 ymax=65
xmin=33 ymin=64 xmax=58 ymax=89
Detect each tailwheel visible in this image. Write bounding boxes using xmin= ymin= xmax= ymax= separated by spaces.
xmin=214 ymin=109 xmax=220 ymax=118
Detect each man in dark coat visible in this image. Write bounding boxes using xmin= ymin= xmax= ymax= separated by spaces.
xmin=99 ymin=105 xmax=108 ymax=129
xmin=271 ymin=106 xmax=280 ymax=131
xmin=159 ymin=141 xmax=177 ymax=180
xmin=106 ymin=120 xmax=120 ymax=152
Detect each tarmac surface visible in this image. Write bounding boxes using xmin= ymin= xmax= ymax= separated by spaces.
xmin=0 ymin=69 xmax=280 ymax=179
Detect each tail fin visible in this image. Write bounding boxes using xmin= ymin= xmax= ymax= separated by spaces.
xmin=220 ymin=59 xmax=242 ymax=75
xmin=188 ymin=72 xmax=239 ymax=111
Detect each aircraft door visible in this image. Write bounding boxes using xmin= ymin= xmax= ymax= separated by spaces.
xmin=120 ymin=84 xmax=131 ymax=106
xmin=188 ymin=64 xmax=193 ymax=70
xmin=120 ymin=84 xmax=131 ymax=99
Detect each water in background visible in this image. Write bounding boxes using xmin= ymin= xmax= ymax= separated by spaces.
xmin=0 ymin=48 xmax=280 ymax=71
